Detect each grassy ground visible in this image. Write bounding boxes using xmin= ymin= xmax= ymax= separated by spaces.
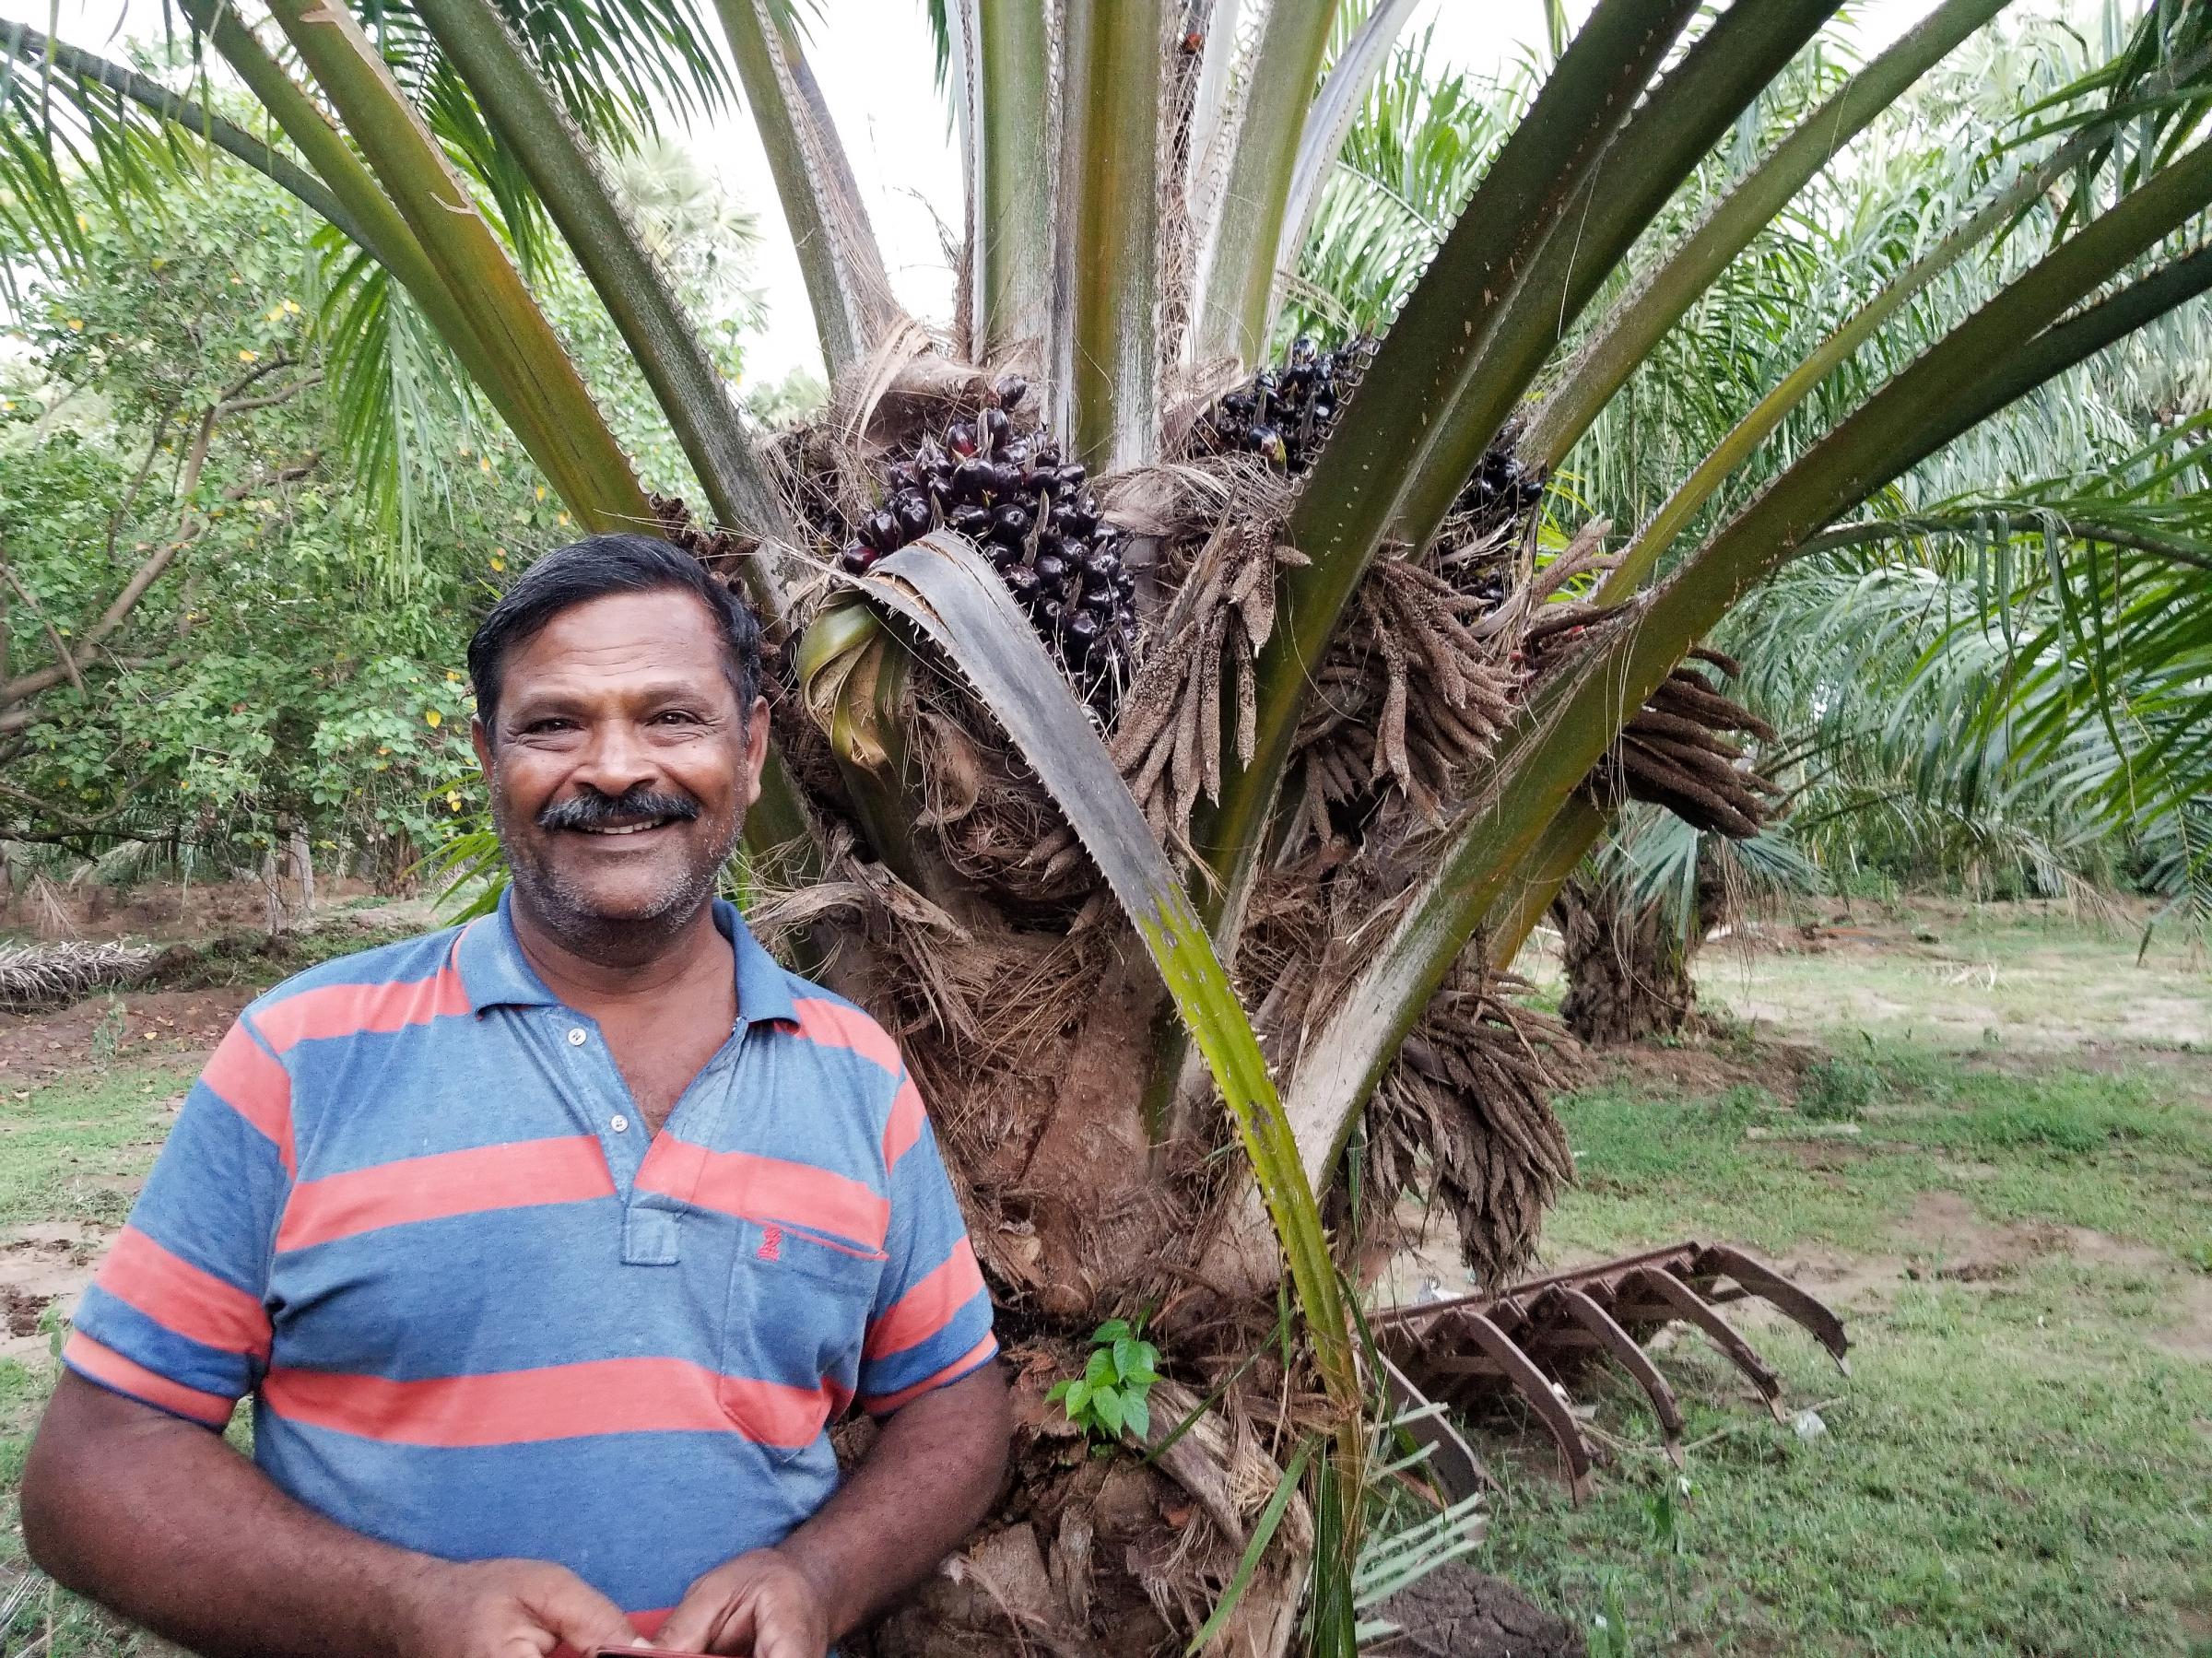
xmin=0 ymin=900 xmax=2204 ymax=1653
xmin=1482 ymin=901 xmax=2212 ymax=1655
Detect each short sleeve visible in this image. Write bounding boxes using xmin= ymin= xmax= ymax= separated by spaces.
xmin=64 ymin=1015 xmax=291 ymax=1428
xmin=856 ymin=1072 xmax=996 ymax=1415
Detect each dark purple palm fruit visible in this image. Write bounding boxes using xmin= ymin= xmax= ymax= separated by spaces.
xmin=892 ymin=489 xmax=934 ymax=541
xmin=1061 ymin=607 xmax=1104 ymax=660
xmin=994 ymin=374 xmax=1029 ymax=412
xmin=841 ymin=541 xmax=877 ymax=576
xmin=862 ymin=509 xmax=900 ymax=551
xmin=1244 ymin=423 xmax=1288 ymax=467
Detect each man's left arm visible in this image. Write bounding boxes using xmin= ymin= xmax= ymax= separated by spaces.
xmin=654 ymin=1361 xmax=1010 ymax=1656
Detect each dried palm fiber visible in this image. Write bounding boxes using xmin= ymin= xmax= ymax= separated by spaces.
xmin=0 ymin=939 xmax=155 ymax=1010
xmin=1218 ymin=806 xmax=1579 ymax=1285
xmin=908 ymin=676 xmax=1101 ymax=907
xmin=745 ymin=820 xmax=1112 ymax=1298
xmin=747 ymin=821 xmax=1100 ymax=1089
xmin=1277 ymin=555 xmax=1520 ymax=851
xmin=1359 ymin=958 xmax=1583 ymax=1286
xmin=1532 ymin=606 xmax=1783 ymax=840
xmin=1269 ymin=510 xmax=1571 ymax=857
xmin=1106 ymin=516 xmax=1307 ymax=860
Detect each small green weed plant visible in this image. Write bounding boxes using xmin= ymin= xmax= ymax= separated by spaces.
xmin=1047 ymin=1317 xmax=1159 ymax=1446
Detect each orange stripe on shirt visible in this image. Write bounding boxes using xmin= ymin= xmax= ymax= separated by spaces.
xmin=64 ymin=1331 xmax=234 ymax=1427
xmin=881 ymin=1076 xmax=928 ymax=1169
xmin=96 ymin=1227 xmax=271 ymax=1359
xmin=200 ymin=1020 xmax=295 ymax=1174
xmin=253 ymin=965 xmax=472 ymax=1054
xmin=790 ymin=997 xmax=902 ymax=1077
xmin=639 ymin=1138 xmax=889 ymax=1252
xmin=276 ymin=1135 xmax=617 ymax=1252
xmin=862 ymin=1333 xmax=998 ymax=1416
xmin=261 ymin=1357 xmax=833 ymax=1451
xmin=865 ymin=1238 xmax=984 ymax=1361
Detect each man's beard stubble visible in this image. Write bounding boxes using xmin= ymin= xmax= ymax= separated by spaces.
xmin=496 ymin=780 xmax=745 ymax=966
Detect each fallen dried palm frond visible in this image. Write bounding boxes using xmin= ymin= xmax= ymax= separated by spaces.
xmin=0 ymin=939 xmax=156 ymax=1010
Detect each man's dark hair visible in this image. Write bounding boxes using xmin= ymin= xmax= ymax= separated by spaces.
xmin=467 ymin=534 xmax=761 ymax=734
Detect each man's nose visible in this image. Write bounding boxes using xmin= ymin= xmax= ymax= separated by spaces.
xmin=569 ymin=719 xmax=661 ymax=798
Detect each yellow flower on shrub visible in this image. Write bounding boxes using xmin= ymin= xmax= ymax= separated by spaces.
xmin=424 ymin=709 xmax=442 ymax=728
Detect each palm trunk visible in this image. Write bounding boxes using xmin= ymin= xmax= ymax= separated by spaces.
xmin=1552 ymin=875 xmax=1700 ymax=1047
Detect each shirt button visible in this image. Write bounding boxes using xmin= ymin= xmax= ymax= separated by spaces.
xmin=567 ymin=1027 xmax=587 ymax=1046
xmin=610 ymin=1114 xmax=629 ymax=1134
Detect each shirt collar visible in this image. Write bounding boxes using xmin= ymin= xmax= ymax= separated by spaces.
xmin=456 ymin=889 xmax=798 ymax=1029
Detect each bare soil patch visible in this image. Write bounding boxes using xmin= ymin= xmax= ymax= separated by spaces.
xmin=0 ymin=987 xmax=251 ymax=1084
xmin=1369 ymin=1563 xmax=1580 ymax=1656
xmin=0 ymin=1221 xmax=106 ymax=1363
xmin=1595 ymin=1039 xmax=1820 ymax=1099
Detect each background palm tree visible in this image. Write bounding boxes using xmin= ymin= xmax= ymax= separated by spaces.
xmin=8 ymin=1 xmax=2212 ymax=1649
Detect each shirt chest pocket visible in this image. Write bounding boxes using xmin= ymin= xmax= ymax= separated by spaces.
xmin=719 ymin=1219 xmax=884 ymax=1463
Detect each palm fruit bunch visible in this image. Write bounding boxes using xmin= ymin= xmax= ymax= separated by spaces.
xmin=1195 ymin=334 xmax=1546 ymax=542
xmin=1454 ymin=442 xmax=1547 ymax=545
xmin=839 ymin=378 xmax=1139 ymax=707
xmin=1192 ymin=334 xmax=1365 ymax=474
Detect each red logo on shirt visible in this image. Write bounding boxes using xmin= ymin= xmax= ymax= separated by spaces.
xmin=757 ymin=1224 xmax=782 ymax=1262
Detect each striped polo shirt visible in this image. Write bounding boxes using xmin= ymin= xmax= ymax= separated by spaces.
xmin=65 ymin=894 xmax=997 ymax=1625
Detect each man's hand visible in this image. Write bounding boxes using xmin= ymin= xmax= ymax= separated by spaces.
xmin=653 ymin=1550 xmax=830 ymax=1658
xmin=392 ymin=1557 xmax=641 ymax=1658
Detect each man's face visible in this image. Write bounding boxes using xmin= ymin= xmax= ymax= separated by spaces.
xmin=471 ymin=588 xmax=769 ymax=944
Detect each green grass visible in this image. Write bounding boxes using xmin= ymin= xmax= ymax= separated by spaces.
xmin=0 ymin=1060 xmax=199 ymax=1230
xmin=1548 ymin=1045 xmax=2212 ymax=1264
xmin=1494 ymin=1035 xmax=2212 ymax=1655
xmin=1488 ymin=1269 xmax=2212 ymax=1655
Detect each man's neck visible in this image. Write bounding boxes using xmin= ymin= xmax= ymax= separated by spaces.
xmin=508 ymin=894 xmax=735 ymax=1017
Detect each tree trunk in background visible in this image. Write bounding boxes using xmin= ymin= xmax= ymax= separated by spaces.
xmin=1553 ymin=874 xmax=1699 ymax=1047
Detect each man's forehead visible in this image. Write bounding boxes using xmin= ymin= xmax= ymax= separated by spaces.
xmin=505 ymin=590 xmax=728 ymax=676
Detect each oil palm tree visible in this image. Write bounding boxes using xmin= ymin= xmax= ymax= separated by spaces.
xmin=8 ymin=0 xmax=2212 ymax=1649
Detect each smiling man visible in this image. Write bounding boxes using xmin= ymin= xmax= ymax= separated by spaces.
xmin=21 ymin=535 xmax=1009 ymax=1658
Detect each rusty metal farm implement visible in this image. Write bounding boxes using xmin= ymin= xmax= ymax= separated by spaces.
xmin=1374 ymin=1241 xmax=1853 ymax=1500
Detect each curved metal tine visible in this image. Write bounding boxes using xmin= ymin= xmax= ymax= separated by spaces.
xmin=1697 ymin=1243 xmax=1853 ymax=1374
xmin=1547 ymin=1287 xmax=1687 ymax=1467
xmin=1627 ymin=1267 xmax=1788 ymax=1424
xmin=1457 ymin=1311 xmax=1597 ymax=1503
xmin=1377 ymin=1353 xmax=1494 ymax=1500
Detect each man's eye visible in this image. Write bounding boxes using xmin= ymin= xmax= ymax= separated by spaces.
xmin=520 ymin=717 xmax=574 ymax=735
xmin=652 ymin=710 xmax=701 ymax=725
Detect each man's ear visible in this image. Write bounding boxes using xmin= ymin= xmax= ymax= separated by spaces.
xmin=470 ymin=716 xmax=493 ymax=777
xmin=742 ymin=696 xmax=771 ymax=807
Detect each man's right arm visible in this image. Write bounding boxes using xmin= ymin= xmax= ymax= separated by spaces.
xmin=23 ymin=1370 xmax=639 ymax=1658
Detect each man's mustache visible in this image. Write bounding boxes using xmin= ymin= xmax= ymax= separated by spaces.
xmin=535 ymin=786 xmax=703 ymax=832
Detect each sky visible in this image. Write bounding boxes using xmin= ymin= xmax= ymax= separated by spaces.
xmin=4 ymin=0 xmax=1958 ymax=383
